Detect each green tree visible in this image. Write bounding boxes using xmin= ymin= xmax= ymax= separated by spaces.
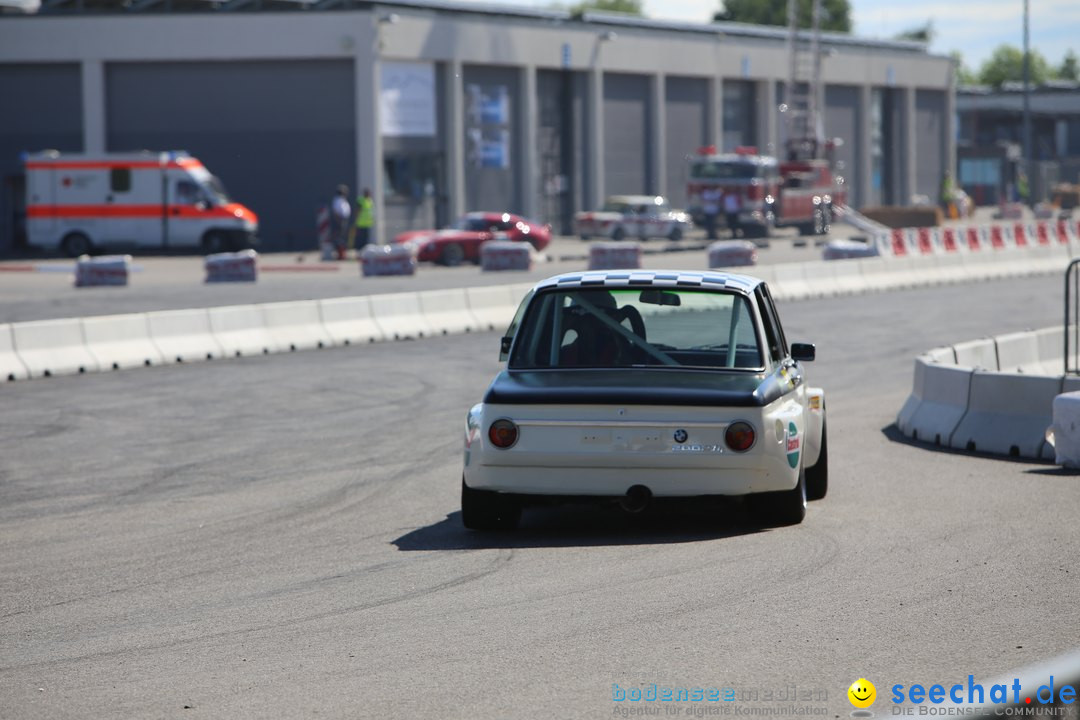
xmin=950 ymin=51 xmax=978 ymax=85
xmin=567 ymin=0 xmax=643 ymax=15
xmin=894 ymin=20 xmax=934 ymax=44
xmin=1059 ymin=50 xmax=1079 ymax=81
xmin=977 ymin=44 xmax=1052 ymax=88
xmin=714 ymin=0 xmax=852 ymax=33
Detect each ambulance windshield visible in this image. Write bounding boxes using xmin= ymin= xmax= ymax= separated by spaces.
xmin=204 ymin=176 xmax=232 ymax=205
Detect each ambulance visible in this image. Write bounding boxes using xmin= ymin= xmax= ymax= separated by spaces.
xmin=25 ymin=150 xmax=258 ymax=256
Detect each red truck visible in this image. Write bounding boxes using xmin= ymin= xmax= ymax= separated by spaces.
xmin=686 ymin=145 xmax=846 ymax=242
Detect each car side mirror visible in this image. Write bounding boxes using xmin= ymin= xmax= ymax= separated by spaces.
xmin=791 ymin=343 xmax=816 ymax=362
xmin=499 ymin=336 xmax=513 ymax=361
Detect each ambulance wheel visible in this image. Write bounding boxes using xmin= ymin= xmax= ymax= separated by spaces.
xmin=611 ymin=227 xmax=626 ymax=241
xmin=201 ymin=231 xmax=228 ymax=255
xmin=439 ymin=243 xmax=465 ymax=267
xmin=668 ymin=227 xmax=683 ymax=242
xmin=61 ymin=232 xmax=93 ymax=258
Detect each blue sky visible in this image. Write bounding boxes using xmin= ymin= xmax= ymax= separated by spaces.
xmin=478 ymin=0 xmax=1078 ymax=70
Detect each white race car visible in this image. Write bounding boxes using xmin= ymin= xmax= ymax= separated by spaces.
xmin=574 ymin=195 xmax=694 ymax=242
xmin=462 ymin=269 xmax=827 ymax=529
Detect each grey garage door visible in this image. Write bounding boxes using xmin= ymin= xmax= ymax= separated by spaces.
xmin=0 ymin=63 xmax=83 ymax=254
xmin=604 ymin=72 xmax=652 ymax=197
xmin=825 ymin=85 xmax=860 ymax=206
xmin=665 ymin=76 xmax=708 ymax=209
xmin=915 ymin=89 xmax=946 ymax=203
xmin=106 ymin=60 xmax=355 ymax=253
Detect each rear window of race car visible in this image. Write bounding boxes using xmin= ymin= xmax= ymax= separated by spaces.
xmin=509 ymin=288 xmax=763 ymax=371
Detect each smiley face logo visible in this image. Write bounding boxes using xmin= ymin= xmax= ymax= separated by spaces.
xmin=848 ymin=678 xmax=876 ymax=709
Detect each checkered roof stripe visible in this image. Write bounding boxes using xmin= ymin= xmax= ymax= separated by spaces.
xmin=534 ymin=270 xmax=760 ymax=294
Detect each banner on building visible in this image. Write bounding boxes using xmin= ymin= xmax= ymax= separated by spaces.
xmin=380 ymin=61 xmax=437 ymax=137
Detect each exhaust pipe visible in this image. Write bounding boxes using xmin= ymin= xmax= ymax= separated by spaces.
xmin=620 ymin=485 xmax=652 ymax=513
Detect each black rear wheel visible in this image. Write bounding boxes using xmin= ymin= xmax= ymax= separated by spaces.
xmin=461 ymin=478 xmax=521 ymax=530
xmin=748 ymin=467 xmax=807 ymax=526
xmin=806 ymin=419 xmax=828 ymax=500
xmin=440 ymin=243 xmax=465 ymax=266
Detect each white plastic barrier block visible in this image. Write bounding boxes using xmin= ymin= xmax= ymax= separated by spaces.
xmin=950 ymin=372 xmax=1062 ymax=458
xmin=1050 ymin=392 xmax=1080 ymax=468
xmin=419 ymin=288 xmax=478 ymax=335
xmin=361 ymin=244 xmax=416 ymax=277
xmin=822 ymin=238 xmax=879 ymax=261
xmin=897 ymin=358 xmax=972 ymax=445
xmin=466 ymin=285 xmax=516 ymax=332
xmin=75 ymin=255 xmax=130 ymax=287
xmin=147 ymin=308 xmax=223 ymax=363
xmin=924 ymin=346 xmax=957 ymax=364
xmin=82 ymin=313 xmax=164 ymax=370
xmin=369 ymin=292 xmax=432 ymax=340
xmin=994 ymin=331 xmax=1040 ymax=374
xmin=12 ymin=318 xmax=99 ymax=377
xmin=209 ymin=304 xmax=280 ymax=357
xmin=769 ymin=263 xmax=811 ymax=300
xmin=707 ymin=240 xmax=757 ymax=268
xmin=318 ymin=296 xmax=384 ymax=346
xmin=587 ymin=242 xmax=642 ymax=271
xmin=261 ymin=301 xmax=333 ymax=352
xmin=746 ymin=265 xmax=777 ymax=289
xmin=0 ymin=323 xmax=29 ymax=381
xmin=932 ymin=254 xmax=970 ymax=284
xmin=481 ymin=241 xmax=533 ymax=272
xmin=205 ymin=250 xmax=258 ymax=283
xmin=953 ymin=338 xmax=998 ymax=370
xmin=1034 ymin=326 xmax=1067 ymax=376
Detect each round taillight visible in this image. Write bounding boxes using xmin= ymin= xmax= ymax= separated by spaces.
xmin=725 ymin=421 xmax=755 ymax=452
xmin=488 ymin=419 xmax=519 ymax=449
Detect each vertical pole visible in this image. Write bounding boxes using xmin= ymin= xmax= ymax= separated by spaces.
xmin=357 ymin=19 xmax=383 ymax=244
xmin=588 ymin=65 xmax=605 ymax=208
xmin=521 ymin=64 xmax=538 ymax=219
xmin=1022 ymin=0 xmax=1033 ymax=206
xmin=652 ymin=72 xmax=667 ymax=197
xmin=445 ymin=60 xmax=466 ymax=220
xmin=81 ymin=59 xmax=106 ymax=153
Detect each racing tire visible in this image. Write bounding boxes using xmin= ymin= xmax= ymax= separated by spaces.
xmin=611 ymin=226 xmax=626 ymax=242
xmin=439 ymin=243 xmax=466 ymax=267
xmin=805 ymin=419 xmax=828 ymax=501
xmin=201 ymin=231 xmax=228 ymax=255
xmin=668 ymin=227 xmax=683 ymax=242
xmin=461 ymin=477 xmax=521 ymax=531
xmin=61 ymin=232 xmax=94 ymax=258
xmin=747 ymin=466 xmax=807 ymax=526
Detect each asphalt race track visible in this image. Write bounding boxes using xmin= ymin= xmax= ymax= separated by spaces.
xmin=2 ymin=275 xmax=1079 ymax=719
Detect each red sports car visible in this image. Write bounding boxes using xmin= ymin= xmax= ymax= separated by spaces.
xmin=393 ymin=212 xmax=552 ymax=266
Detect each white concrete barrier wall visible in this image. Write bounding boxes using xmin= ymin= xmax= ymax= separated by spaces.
xmin=995 ymin=331 xmax=1040 ymax=374
xmin=1049 ymin=391 xmax=1080 ymax=468
xmin=261 ymin=301 xmax=332 ymax=351
xmin=0 ymin=323 xmax=29 ymax=381
xmin=12 ymin=318 xmax=99 ymax=377
xmin=466 ymin=285 xmax=516 ymax=332
xmin=898 ymin=359 xmax=974 ymax=446
xmin=82 ymin=313 xmax=164 ymax=370
xmin=318 ymin=296 xmax=384 ymax=346
xmin=369 ymin=292 xmax=432 ymax=340
xmin=953 ymin=338 xmax=998 ymax=370
xmin=209 ymin=305 xmax=280 ymax=357
xmin=949 ymin=372 xmax=1061 ymax=459
xmin=147 ymin=308 xmax=223 ymax=363
xmin=419 ymin=288 xmax=478 ymax=335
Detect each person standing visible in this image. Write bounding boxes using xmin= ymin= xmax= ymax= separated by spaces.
xmin=724 ymin=188 xmax=742 ymax=238
xmin=354 ymin=187 xmax=374 ymax=252
xmin=330 ymin=185 xmax=351 ymax=260
xmin=701 ymin=186 xmax=722 ymax=240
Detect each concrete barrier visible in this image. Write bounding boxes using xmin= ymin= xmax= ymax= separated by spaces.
xmin=924 ymin=345 xmax=957 ymax=364
xmin=587 ymin=242 xmax=642 ymax=271
xmin=369 ymin=292 xmax=432 ymax=340
xmin=897 ymin=358 xmax=973 ymax=446
xmin=419 ymin=288 xmax=478 ymax=335
xmin=261 ymin=301 xmax=333 ymax=352
xmin=82 ymin=313 xmax=164 ymax=370
xmin=0 ymin=323 xmax=29 ymax=381
xmin=953 ymin=338 xmax=998 ymax=370
xmin=1034 ymin=326 xmax=1066 ymax=376
xmin=481 ymin=241 xmax=533 ymax=272
xmin=770 ymin=263 xmax=811 ymax=300
xmin=361 ymin=244 xmax=416 ymax=277
xmin=994 ymin=331 xmax=1040 ymax=373
xmin=12 ymin=318 xmax=99 ymax=377
xmin=824 ymin=259 xmax=867 ymax=295
xmin=1049 ymin=391 xmax=1080 ymax=468
xmin=466 ymin=285 xmax=516 ymax=332
xmin=318 ymin=296 xmax=384 ymax=346
xmin=147 ymin=308 xmax=223 ymax=363
xmin=208 ymin=305 xmax=280 ymax=357
xmin=707 ymin=240 xmax=757 ymax=268
xmin=949 ymin=372 xmax=1061 ymax=458
xmin=205 ymin=250 xmax=258 ymax=283
xmin=75 ymin=255 xmax=130 ymax=287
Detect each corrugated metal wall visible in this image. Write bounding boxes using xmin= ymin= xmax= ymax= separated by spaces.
xmin=664 ymin=76 xmax=708 ymax=209
xmin=105 ymin=60 xmax=355 ymax=252
xmin=603 ymin=72 xmax=652 ymax=196
xmin=0 ymin=63 xmax=83 ymax=254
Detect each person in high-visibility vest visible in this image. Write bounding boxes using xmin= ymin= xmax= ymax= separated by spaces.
xmin=354 ymin=187 xmax=374 ymax=250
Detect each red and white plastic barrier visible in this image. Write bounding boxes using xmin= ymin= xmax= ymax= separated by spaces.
xmin=205 ymin=250 xmax=258 ymax=283
xmin=481 ymin=241 xmax=534 ymax=272
xmin=75 ymin=255 xmax=130 ymax=287
xmin=835 ymin=219 xmax=1080 ymax=261
xmin=360 ymin=244 xmax=416 ymax=277
xmin=587 ymin=241 xmax=642 ymax=271
xmin=707 ymin=240 xmax=758 ymax=267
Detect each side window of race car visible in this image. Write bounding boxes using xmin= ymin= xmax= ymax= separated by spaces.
xmin=500 ymin=289 xmax=535 ymax=361
xmin=755 ymin=286 xmax=783 ymax=364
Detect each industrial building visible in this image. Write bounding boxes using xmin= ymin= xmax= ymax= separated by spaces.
xmin=0 ymin=0 xmax=955 ymax=252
